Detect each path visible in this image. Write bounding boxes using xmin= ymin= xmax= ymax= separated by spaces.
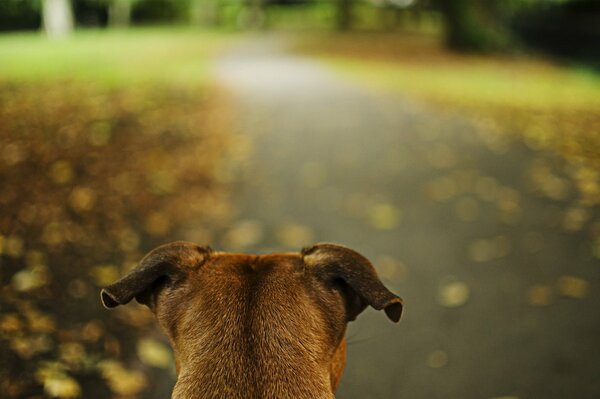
xmin=214 ymin=35 xmax=599 ymax=399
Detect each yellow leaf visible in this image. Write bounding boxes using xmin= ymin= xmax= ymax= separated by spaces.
xmin=527 ymin=285 xmax=553 ymax=306
xmin=5 ymin=235 xmax=24 ymax=258
xmin=69 ymin=187 xmax=96 ymax=212
xmin=12 ymin=265 xmax=50 ymax=292
xmin=426 ymin=350 xmax=449 ymax=368
xmin=89 ymin=265 xmax=120 ymax=287
xmin=438 ymin=281 xmax=470 ymax=308
xmin=367 ymin=203 xmax=400 ymax=230
xmin=44 ymin=376 xmax=81 ymax=398
xmin=557 ymin=276 xmax=589 ymax=299
xmin=137 ymin=338 xmax=172 ymax=369
xmin=223 ymin=220 xmax=264 ymax=250
xmin=276 ymin=223 xmax=315 ymax=248
xmin=50 ymin=160 xmax=74 ymax=184
xmin=99 ymin=360 xmax=146 ymax=395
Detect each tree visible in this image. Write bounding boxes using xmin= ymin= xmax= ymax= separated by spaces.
xmin=436 ymin=0 xmax=511 ymax=52
xmin=42 ymin=0 xmax=74 ymax=38
xmin=337 ymin=0 xmax=353 ymax=31
xmin=239 ymin=0 xmax=266 ymax=29
xmin=108 ymin=0 xmax=133 ymax=27
xmin=189 ymin=0 xmax=222 ymax=27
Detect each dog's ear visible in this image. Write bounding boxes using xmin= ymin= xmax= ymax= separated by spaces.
xmin=101 ymin=241 xmax=210 ymax=309
xmin=303 ymin=243 xmax=403 ymax=323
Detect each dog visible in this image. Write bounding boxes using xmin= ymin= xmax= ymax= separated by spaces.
xmin=101 ymin=241 xmax=403 ymax=399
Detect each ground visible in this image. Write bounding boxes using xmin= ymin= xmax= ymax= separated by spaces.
xmin=215 ymin=34 xmax=600 ymax=399
xmin=0 ymin=30 xmax=598 ymax=399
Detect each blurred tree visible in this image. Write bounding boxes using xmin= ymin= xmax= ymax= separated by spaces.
xmin=73 ymin=0 xmax=109 ymax=27
xmin=108 ymin=0 xmax=134 ymax=27
xmin=42 ymin=0 xmax=74 ymax=38
xmin=436 ymin=0 xmax=511 ymax=52
xmin=513 ymin=0 xmax=600 ymax=65
xmin=377 ymin=0 xmax=425 ymax=32
xmin=336 ymin=0 xmax=353 ymax=31
xmin=239 ymin=0 xmax=267 ymax=29
xmin=189 ymin=0 xmax=222 ymax=27
xmin=0 ymin=0 xmax=41 ymax=31
xmin=130 ymin=0 xmax=181 ymax=24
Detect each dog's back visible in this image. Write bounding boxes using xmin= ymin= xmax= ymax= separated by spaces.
xmin=170 ymin=254 xmax=338 ymax=398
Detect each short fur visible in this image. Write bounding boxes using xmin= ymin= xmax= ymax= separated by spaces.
xmin=101 ymin=242 xmax=402 ymax=399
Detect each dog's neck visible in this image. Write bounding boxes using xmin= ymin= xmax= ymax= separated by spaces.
xmin=170 ymin=332 xmax=336 ymax=399
xmin=167 ymin=295 xmax=340 ymax=399
xmin=172 ymin=356 xmax=335 ymax=399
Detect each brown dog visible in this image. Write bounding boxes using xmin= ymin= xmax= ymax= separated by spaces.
xmin=101 ymin=242 xmax=403 ymax=399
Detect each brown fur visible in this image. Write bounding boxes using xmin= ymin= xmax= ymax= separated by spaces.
xmin=101 ymin=242 xmax=402 ymax=399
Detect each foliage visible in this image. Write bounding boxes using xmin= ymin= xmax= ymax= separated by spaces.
xmin=0 ymin=29 xmax=242 ymax=398
xmin=0 ymin=0 xmax=41 ymax=31
xmin=130 ymin=0 xmax=184 ymax=24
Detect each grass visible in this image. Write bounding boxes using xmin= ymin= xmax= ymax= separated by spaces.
xmin=334 ymin=57 xmax=600 ymax=111
xmin=295 ymin=33 xmax=600 ymax=172
xmin=0 ymin=28 xmax=232 ymax=87
xmin=296 ymin=33 xmax=600 ymax=111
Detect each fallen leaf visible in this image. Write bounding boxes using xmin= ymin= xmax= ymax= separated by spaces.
xmin=438 ymin=281 xmax=470 ymax=308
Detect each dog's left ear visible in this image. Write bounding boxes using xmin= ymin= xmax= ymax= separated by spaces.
xmin=303 ymin=243 xmax=403 ymax=323
xmin=101 ymin=241 xmax=210 ymax=309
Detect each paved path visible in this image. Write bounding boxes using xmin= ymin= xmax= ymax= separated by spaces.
xmin=214 ymin=35 xmax=599 ymax=399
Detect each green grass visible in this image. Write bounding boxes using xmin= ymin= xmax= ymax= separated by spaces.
xmin=0 ymin=28 xmax=232 ymax=87
xmin=296 ymin=32 xmax=600 ymax=124
xmin=330 ymin=57 xmax=600 ymax=112
xmin=296 ymin=33 xmax=600 ymax=172
xmin=265 ymin=3 xmax=337 ymax=31
xmin=297 ymin=33 xmax=600 ymax=112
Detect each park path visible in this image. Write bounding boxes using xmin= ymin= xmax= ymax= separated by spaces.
xmin=214 ymin=35 xmax=599 ymax=399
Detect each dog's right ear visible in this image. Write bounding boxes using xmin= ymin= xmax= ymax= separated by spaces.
xmin=303 ymin=243 xmax=403 ymax=323
xmin=100 ymin=241 xmax=210 ymax=309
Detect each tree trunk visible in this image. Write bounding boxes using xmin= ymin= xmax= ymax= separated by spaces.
xmin=189 ymin=0 xmax=221 ymax=27
xmin=189 ymin=0 xmax=203 ymax=26
xmin=42 ymin=0 xmax=74 ymax=39
xmin=378 ymin=5 xmax=394 ymax=31
xmin=438 ymin=0 xmax=495 ymax=52
xmin=337 ymin=0 xmax=352 ymax=31
xmin=108 ymin=0 xmax=132 ymax=28
xmin=239 ymin=0 xmax=265 ymax=29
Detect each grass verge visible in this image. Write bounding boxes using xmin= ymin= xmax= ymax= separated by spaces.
xmin=295 ymin=33 xmax=600 ymax=163
xmin=0 ymin=28 xmax=231 ymax=87
xmin=295 ymin=33 xmax=600 ymax=207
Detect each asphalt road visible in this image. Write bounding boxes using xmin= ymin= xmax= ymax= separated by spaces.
xmin=214 ymin=35 xmax=600 ymax=399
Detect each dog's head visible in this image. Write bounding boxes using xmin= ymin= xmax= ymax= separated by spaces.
xmin=101 ymin=242 xmax=402 ymax=392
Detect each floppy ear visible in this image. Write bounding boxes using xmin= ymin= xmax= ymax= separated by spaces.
xmin=100 ymin=241 xmax=210 ymax=309
xmin=302 ymin=243 xmax=403 ymax=323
